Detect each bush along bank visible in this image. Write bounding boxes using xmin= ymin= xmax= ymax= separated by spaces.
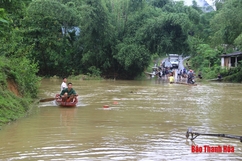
xmin=0 ymin=56 xmax=40 ymax=128
xmin=0 ymin=90 xmax=31 ymax=127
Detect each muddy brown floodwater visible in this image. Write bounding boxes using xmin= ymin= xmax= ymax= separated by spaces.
xmin=0 ymin=78 xmax=242 ymax=160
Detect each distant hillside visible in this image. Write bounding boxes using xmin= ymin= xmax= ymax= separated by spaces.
xmin=197 ymin=0 xmax=214 ymax=12
xmin=175 ymin=0 xmax=215 ymax=12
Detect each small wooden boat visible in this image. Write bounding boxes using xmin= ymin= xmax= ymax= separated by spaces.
xmin=209 ymin=78 xmax=223 ymax=82
xmin=171 ymin=82 xmax=197 ymax=86
xmin=55 ymin=94 xmax=78 ymax=107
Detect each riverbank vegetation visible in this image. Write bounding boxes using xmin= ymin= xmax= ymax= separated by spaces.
xmin=0 ymin=1 xmax=40 ymax=127
xmin=2 ymin=0 xmax=242 ymax=81
xmin=0 ymin=56 xmax=40 ymax=127
xmin=189 ymin=0 xmax=242 ymax=81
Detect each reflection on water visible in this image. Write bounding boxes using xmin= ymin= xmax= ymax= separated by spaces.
xmin=0 ymin=79 xmax=242 ymax=160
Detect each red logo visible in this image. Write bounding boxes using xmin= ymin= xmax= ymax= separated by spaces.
xmin=191 ymin=145 xmax=234 ymax=153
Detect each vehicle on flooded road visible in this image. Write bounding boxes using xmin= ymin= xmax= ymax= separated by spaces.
xmin=170 ymin=58 xmax=179 ymax=69
xmin=168 ymin=54 xmax=179 ymax=69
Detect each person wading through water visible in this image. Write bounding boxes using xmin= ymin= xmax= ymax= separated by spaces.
xmin=169 ymin=72 xmax=175 ymax=83
xmin=187 ymin=70 xmax=194 ymax=84
xmin=60 ymin=82 xmax=77 ymax=102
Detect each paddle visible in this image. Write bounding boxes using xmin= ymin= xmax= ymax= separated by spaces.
xmin=39 ymin=97 xmax=55 ymax=102
xmin=186 ymin=128 xmax=242 ymax=142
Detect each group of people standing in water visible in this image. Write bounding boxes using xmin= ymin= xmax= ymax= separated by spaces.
xmin=154 ymin=66 xmax=196 ymax=84
xmin=168 ymin=68 xmax=195 ymax=84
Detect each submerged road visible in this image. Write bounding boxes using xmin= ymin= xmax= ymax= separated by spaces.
xmin=1 ymin=79 xmax=242 ymax=160
xmin=170 ymin=55 xmax=190 ymax=82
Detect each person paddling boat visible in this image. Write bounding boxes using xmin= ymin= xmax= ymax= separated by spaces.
xmin=60 ymin=82 xmax=77 ymax=102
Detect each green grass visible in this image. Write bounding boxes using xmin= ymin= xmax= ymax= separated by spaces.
xmin=0 ymin=91 xmax=32 ymax=128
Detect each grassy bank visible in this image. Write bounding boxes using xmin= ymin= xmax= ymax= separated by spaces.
xmin=0 ymin=91 xmax=32 ymax=128
xmin=0 ymin=56 xmax=40 ymax=129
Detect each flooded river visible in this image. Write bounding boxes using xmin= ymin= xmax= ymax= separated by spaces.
xmin=0 ymin=78 xmax=242 ymax=160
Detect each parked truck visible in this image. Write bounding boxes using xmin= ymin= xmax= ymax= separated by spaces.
xmin=168 ymin=54 xmax=179 ymax=69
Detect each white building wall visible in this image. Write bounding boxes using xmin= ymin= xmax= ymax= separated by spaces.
xmin=221 ymin=57 xmax=224 ymax=68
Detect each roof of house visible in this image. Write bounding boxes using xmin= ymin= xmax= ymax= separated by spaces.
xmin=220 ymin=51 xmax=242 ymax=57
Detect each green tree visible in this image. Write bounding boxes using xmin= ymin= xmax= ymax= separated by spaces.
xmin=3 ymin=0 xmax=232 ymax=80
xmin=210 ymin=0 xmax=242 ymax=48
xmin=77 ymin=0 xmax=115 ymax=75
xmin=137 ymin=9 xmax=194 ymax=54
xmin=190 ymin=44 xmax=221 ymax=78
xmin=0 ymin=0 xmax=31 ymax=27
xmin=0 ymin=8 xmax=8 ymax=35
xmin=0 ymin=8 xmax=9 ymax=54
xmin=114 ymin=40 xmax=150 ymax=78
xmin=0 ymin=1 xmax=40 ymax=98
xmin=21 ymin=0 xmax=80 ymax=76
xmin=150 ymin=0 xmax=170 ymax=8
xmin=213 ymin=0 xmax=226 ymax=11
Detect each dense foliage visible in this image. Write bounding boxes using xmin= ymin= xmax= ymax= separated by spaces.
xmin=0 ymin=90 xmax=31 ymax=127
xmin=0 ymin=0 xmax=207 ymax=79
xmin=0 ymin=0 xmax=40 ymax=127
xmin=0 ymin=54 xmax=39 ymax=127
xmin=189 ymin=0 xmax=242 ymax=80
